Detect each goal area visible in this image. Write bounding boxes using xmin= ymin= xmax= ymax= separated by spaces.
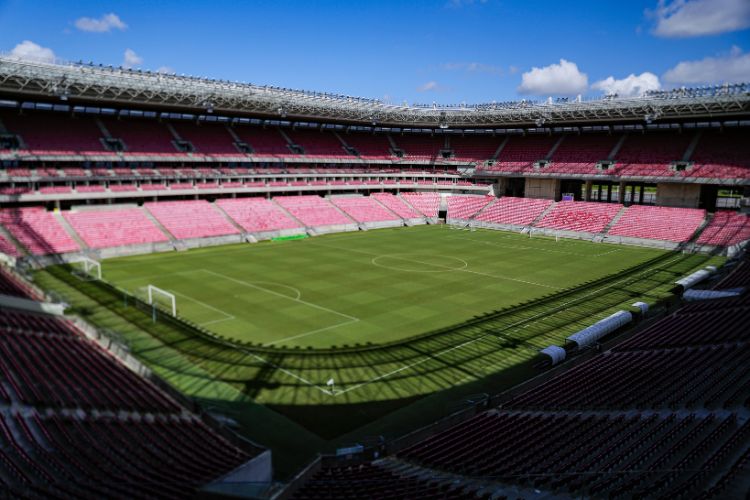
xmin=71 ymin=257 xmax=101 ymax=281
xmin=146 ymin=284 xmax=177 ymax=317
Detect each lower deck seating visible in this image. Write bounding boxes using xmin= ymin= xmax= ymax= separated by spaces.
xmin=474 ymin=197 xmax=553 ymax=226
xmin=536 ymin=201 xmax=622 ymax=233
xmin=0 ymin=234 xmax=20 ymax=256
xmin=145 ymin=200 xmax=239 ymax=239
xmin=331 ymin=196 xmax=402 ymax=223
xmin=292 ymin=462 xmax=485 ymax=500
xmin=216 ymin=197 xmax=301 ymax=232
xmin=400 ymin=192 xmax=440 ymax=217
xmin=608 ymin=205 xmax=706 ymax=242
xmin=696 ymin=211 xmax=750 ymax=246
xmin=63 ymin=208 xmax=168 ymax=248
xmin=370 ymin=193 xmax=423 ymax=219
xmin=274 ymin=195 xmax=353 ymax=227
xmin=0 ymin=267 xmax=37 ymax=298
xmin=0 ymin=207 xmax=80 ymax=255
xmin=446 ymin=195 xmax=493 ymax=220
xmin=0 ymin=302 xmax=258 ymax=497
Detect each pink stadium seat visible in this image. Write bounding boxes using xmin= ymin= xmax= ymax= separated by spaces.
xmin=39 ymin=186 xmax=72 ymax=194
xmin=0 ymin=208 xmax=80 ymax=255
xmin=611 ymin=132 xmax=692 ymax=177
xmin=450 ymin=135 xmax=502 ymax=162
xmin=370 ymin=193 xmax=422 ymax=219
xmin=696 ymin=211 xmax=750 ymax=246
xmin=2 ymin=112 xmax=106 ymax=154
xmin=75 ymin=185 xmax=106 ymax=193
xmin=286 ymin=129 xmax=351 ymax=158
xmin=171 ymin=121 xmax=240 ymax=154
xmin=393 ymin=135 xmax=443 ymax=160
xmin=341 ymin=133 xmax=394 ymax=159
xmin=109 ymin=184 xmax=138 ymax=192
xmin=216 ymin=198 xmax=301 ymax=232
xmin=331 ymin=196 xmax=402 ymax=223
xmin=446 ymin=195 xmax=493 ymax=219
xmin=548 ymin=134 xmax=619 ymax=175
xmin=232 ymin=126 xmax=292 ymax=155
xmin=608 ymin=205 xmax=705 ymax=242
xmin=399 ymin=192 xmax=440 ymax=217
xmin=64 ymin=208 xmax=169 ymax=248
xmin=475 ymin=196 xmax=553 ymax=225
xmin=103 ymin=118 xmax=178 ymax=154
xmin=274 ymin=195 xmax=353 ymax=227
xmin=489 ymin=135 xmax=558 ymax=173
xmin=145 ymin=200 xmax=239 ymax=239
xmin=536 ymin=201 xmax=622 ymax=233
xmin=0 ymin=234 xmax=20 ymax=257
xmin=689 ymin=130 xmax=750 ymax=179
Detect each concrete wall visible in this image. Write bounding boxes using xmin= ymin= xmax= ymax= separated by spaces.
xmin=657 ymin=183 xmax=701 ymax=208
xmin=525 ymin=178 xmax=561 ymax=200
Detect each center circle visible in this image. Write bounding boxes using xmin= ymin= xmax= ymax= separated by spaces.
xmin=371 ymin=254 xmax=469 ymax=273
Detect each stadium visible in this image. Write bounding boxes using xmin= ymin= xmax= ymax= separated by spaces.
xmin=1 ymin=1 xmax=750 ymax=498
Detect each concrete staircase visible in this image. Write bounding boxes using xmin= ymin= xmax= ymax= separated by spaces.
xmin=211 ymin=202 xmax=247 ymax=236
xmin=602 ymin=206 xmax=628 ymax=234
xmin=141 ymin=206 xmax=176 ymax=242
xmin=0 ymin=225 xmax=27 ymax=256
xmin=386 ymin=133 xmax=404 ymax=157
xmin=608 ymin=134 xmax=628 ymax=160
xmin=529 ymin=201 xmax=557 ymax=227
xmin=688 ymin=213 xmax=713 ymax=244
xmin=683 ymin=131 xmax=703 ymax=161
xmin=94 ymin=118 xmax=113 ymax=139
xmin=270 ymin=199 xmax=307 ymax=229
xmin=491 ymin=136 xmax=511 ymax=160
xmin=545 ymin=135 xmax=566 ymax=160
xmin=52 ymin=212 xmax=88 ymax=251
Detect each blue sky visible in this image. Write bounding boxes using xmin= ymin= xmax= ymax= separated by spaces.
xmin=0 ymin=0 xmax=748 ymax=103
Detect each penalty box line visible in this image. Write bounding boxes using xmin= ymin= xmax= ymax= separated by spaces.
xmin=115 ymin=269 xmax=346 ymax=395
xmin=200 ymin=267 xmax=361 ymax=344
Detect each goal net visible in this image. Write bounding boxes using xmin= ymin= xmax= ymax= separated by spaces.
xmin=71 ymin=257 xmax=101 ymax=281
xmin=146 ymin=285 xmax=177 ymax=316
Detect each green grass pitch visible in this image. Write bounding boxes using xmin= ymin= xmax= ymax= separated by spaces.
xmin=36 ymin=225 xmax=723 ymax=475
xmin=101 ymin=225 xmax=670 ymax=348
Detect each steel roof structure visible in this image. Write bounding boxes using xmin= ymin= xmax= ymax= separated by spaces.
xmin=1 ymin=57 xmax=749 ymax=128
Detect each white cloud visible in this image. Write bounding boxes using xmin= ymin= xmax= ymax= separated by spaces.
xmin=9 ymin=40 xmax=56 ymax=63
xmin=417 ymin=81 xmax=441 ymax=92
xmin=517 ymin=59 xmax=588 ymax=95
xmin=75 ymin=13 xmax=127 ymax=33
xmin=663 ymin=46 xmax=750 ymax=83
xmin=648 ymin=0 xmax=750 ymax=38
xmin=440 ymin=62 xmax=503 ymax=75
xmin=156 ymin=66 xmax=174 ymax=74
xmin=122 ymin=48 xmax=143 ymax=69
xmin=592 ymin=72 xmax=661 ymax=97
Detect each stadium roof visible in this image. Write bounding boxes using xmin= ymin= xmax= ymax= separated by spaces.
xmin=1 ymin=56 xmax=749 ymax=129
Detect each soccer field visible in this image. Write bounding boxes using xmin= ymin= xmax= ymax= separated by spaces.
xmin=37 ymin=225 xmax=722 ymax=454
xmin=102 ymin=225 xmax=669 ymax=348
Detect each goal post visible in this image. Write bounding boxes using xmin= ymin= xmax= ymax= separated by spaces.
xmin=71 ymin=257 xmax=102 ymax=281
xmin=147 ymin=285 xmax=177 ymax=317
